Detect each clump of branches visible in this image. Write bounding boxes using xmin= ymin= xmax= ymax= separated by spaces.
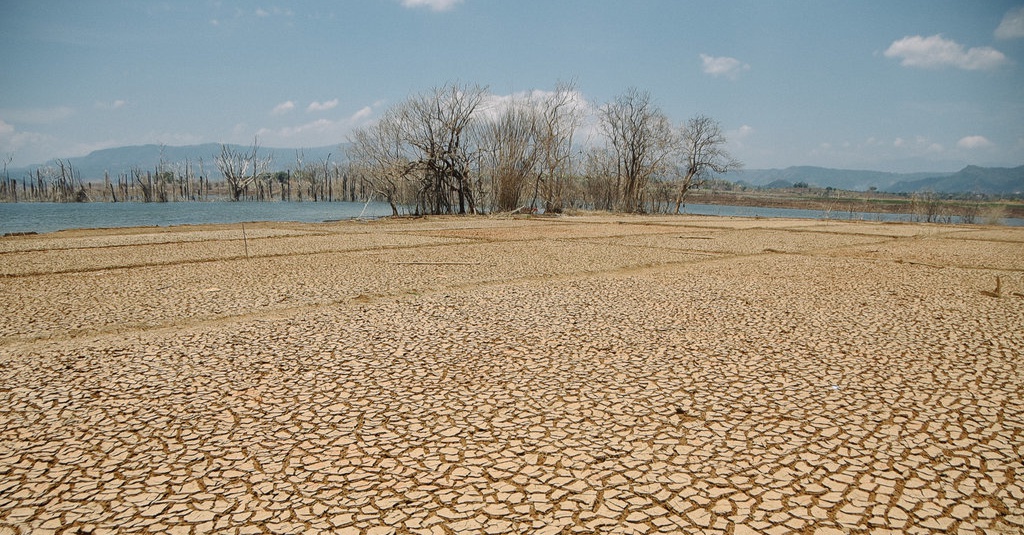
xmin=348 ymin=82 xmax=486 ymax=215
xmin=586 ymin=91 xmax=740 ymax=213
xmin=347 ymin=82 xmax=742 ymax=215
xmin=216 ymin=139 xmax=272 ymax=201
xmin=475 ymin=83 xmax=584 ymax=213
xmin=7 ymin=159 xmax=90 ymax=202
xmin=673 ymin=115 xmax=743 ymax=213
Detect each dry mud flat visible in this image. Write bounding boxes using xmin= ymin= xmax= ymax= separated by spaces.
xmin=0 ymin=214 xmax=1022 ymax=535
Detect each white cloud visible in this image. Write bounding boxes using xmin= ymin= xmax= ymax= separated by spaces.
xmin=95 ymin=99 xmax=126 ymax=110
xmin=996 ymin=6 xmax=1024 ymax=39
xmin=700 ymin=54 xmax=750 ymax=80
xmin=350 ymin=106 xmax=373 ymax=123
xmin=886 ymin=135 xmax=948 ymax=156
xmin=231 ymin=122 xmax=251 ymax=140
xmin=908 ymin=135 xmax=944 ymax=154
xmin=477 ymin=87 xmax=598 ymax=133
xmin=255 ymin=6 xmax=293 ymax=18
xmin=957 ymin=135 xmax=994 ymax=149
xmin=271 ymin=118 xmax=334 ymax=138
xmin=141 ymin=131 xmax=205 ymax=147
xmin=479 ymin=89 xmax=591 ymax=119
xmin=726 ymin=125 xmax=754 ymax=149
xmin=0 ymin=119 xmax=51 ymax=163
xmin=401 ymin=0 xmax=463 ymax=11
xmin=476 ymin=88 xmax=599 ymax=143
xmin=271 ymin=101 xmax=295 ymax=115
xmin=250 ymin=101 xmax=386 ymax=147
xmin=884 ymin=34 xmax=1008 ymax=70
xmin=307 ymin=99 xmax=339 ymax=112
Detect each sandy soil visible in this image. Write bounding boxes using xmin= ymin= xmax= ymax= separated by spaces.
xmin=1 ymin=214 xmax=1022 ymax=534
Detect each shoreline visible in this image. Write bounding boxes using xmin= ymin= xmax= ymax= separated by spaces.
xmin=4 ymin=196 xmax=1024 ymax=237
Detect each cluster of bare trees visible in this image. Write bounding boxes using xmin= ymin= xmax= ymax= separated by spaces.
xmin=287 ymin=150 xmax=368 ymax=202
xmin=907 ymin=190 xmax=998 ymax=224
xmin=348 ymin=82 xmax=740 ymax=215
xmin=479 ymin=83 xmax=582 ymax=213
xmin=0 ymin=159 xmax=89 ymax=203
xmin=214 ymin=141 xmax=367 ymax=202
xmin=215 ymin=142 xmax=272 ymax=201
xmin=125 ymin=152 xmax=211 ymax=203
xmin=348 ymin=84 xmax=488 ymax=216
xmin=570 ymin=89 xmax=742 ymax=214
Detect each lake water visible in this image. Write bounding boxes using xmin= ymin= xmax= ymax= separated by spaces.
xmin=0 ymin=201 xmax=1020 ymax=235
xmin=0 ymin=201 xmax=395 ymax=235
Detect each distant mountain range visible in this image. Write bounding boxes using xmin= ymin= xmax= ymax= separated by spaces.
xmin=887 ymin=165 xmax=1024 ymax=195
xmin=6 ymin=143 xmax=340 ymax=182
xmin=726 ymin=165 xmax=1024 ymax=194
xmin=6 ymin=144 xmax=1022 ymax=195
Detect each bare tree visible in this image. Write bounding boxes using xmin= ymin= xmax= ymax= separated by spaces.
xmin=348 ymin=116 xmax=414 ymax=215
xmin=598 ymin=88 xmax=676 ymax=212
xmin=910 ymin=190 xmax=944 ymax=223
xmin=473 ymin=84 xmax=583 ymax=213
xmin=292 ymin=150 xmax=315 ymax=201
xmin=53 ymin=159 xmax=87 ymax=202
xmin=398 ymin=82 xmax=487 ymax=214
xmin=349 ymin=82 xmax=486 ymax=215
xmin=673 ymin=115 xmax=741 ymax=213
xmin=480 ymin=96 xmax=539 ymax=212
xmin=216 ymin=139 xmax=271 ymax=201
xmin=581 ymin=146 xmax=618 ymax=211
xmin=532 ymin=82 xmax=583 ymax=212
xmin=1 ymin=154 xmax=14 ymax=202
xmin=132 ymin=167 xmax=153 ymax=202
xmin=322 ymin=153 xmax=333 ymax=202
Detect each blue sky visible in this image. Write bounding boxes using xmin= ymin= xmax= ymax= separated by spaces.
xmin=2 ymin=1 xmax=1023 ymax=172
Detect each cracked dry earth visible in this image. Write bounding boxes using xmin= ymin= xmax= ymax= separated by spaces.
xmin=1 ymin=215 xmax=1022 ymax=535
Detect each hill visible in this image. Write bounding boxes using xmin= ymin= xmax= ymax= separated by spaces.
xmin=726 ymin=166 xmax=943 ymax=191
xmin=888 ymin=165 xmax=1024 ymax=195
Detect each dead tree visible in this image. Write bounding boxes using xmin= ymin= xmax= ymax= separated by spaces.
xmin=216 ymin=140 xmax=271 ymax=201
xmin=349 ymin=82 xmax=486 ymax=215
xmin=348 ymin=116 xmax=414 ymax=215
xmin=598 ymin=88 xmax=676 ymax=212
xmin=397 ymin=82 xmax=487 ymax=214
xmin=532 ymin=82 xmax=583 ymax=213
xmin=674 ymin=115 xmax=741 ymax=213
xmin=481 ymin=96 xmax=539 ymax=212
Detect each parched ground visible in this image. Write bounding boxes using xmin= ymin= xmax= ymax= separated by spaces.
xmin=0 ymin=214 xmax=1022 ymax=535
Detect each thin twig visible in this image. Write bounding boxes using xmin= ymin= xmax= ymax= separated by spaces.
xmin=896 ymin=259 xmax=942 ymax=269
